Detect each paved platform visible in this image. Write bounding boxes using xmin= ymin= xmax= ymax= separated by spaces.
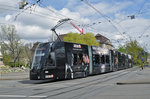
xmin=117 ymin=66 xmax=150 ymax=85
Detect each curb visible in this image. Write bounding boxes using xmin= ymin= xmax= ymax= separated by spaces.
xmin=0 ymin=77 xmax=29 ymax=80
xmin=0 ymin=72 xmax=29 ymax=80
xmin=116 ymin=81 xmax=150 ymax=85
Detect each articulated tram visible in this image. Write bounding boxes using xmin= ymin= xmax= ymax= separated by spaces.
xmin=30 ymin=41 xmax=133 ymax=80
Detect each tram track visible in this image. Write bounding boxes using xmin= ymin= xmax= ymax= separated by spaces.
xmin=32 ymin=68 xmax=136 ymax=99
xmin=0 ymin=67 xmax=137 ymax=97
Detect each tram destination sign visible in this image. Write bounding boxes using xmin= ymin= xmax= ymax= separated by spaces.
xmin=73 ymin=44 xmax=82 ymax=51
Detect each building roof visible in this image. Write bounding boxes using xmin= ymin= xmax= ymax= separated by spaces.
xmin=95 ymin=33 xmax=113 ymax=46
xmin=31 ymin=42 xmax=40 ymax=53
xmin=95 ymin=34 xmax=110 ymax=43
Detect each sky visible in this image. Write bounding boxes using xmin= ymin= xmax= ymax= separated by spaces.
xmin=0 ymin=0 xmax=150 ymax=52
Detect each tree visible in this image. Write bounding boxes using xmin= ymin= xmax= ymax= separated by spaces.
xmin=118 ymin=40 xmax=147 ymax=65
xmin=2 ymin=53 xmax=11 ymax=66
xmin=118 ymin=45 xmax=126 ymax=53
xmin=23 ymin=43 xmax=34 ymax=66
xmin=126 ymin=40 xmax=143 ymax=64
xmin=63 ymin=32 xmax=99 ymax=46
xmin=0 ymin=25 xmax=23 ymax=67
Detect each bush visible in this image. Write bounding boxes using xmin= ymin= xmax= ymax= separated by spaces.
xmin=8 ymin=62 xmax=25 ymax=67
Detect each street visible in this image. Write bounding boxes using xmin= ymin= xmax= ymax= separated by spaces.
xmin=0 ymin=66 xmax=150 ymax=99
xmin=1 ymin=0 xmax=150 ymax=99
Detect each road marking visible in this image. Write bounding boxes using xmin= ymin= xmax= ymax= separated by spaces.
xmin=29 ymin=96 xmax=47 ymax=98
xmin=0 ymin=95 xmax=26 ymax=97
xmin=0 ymin=95 xmax=47 ymax=98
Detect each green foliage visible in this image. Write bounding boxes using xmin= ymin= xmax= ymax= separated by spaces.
xmin=118 ymin=40 xmax=148 ymax=65
xmin=63 ymin=32 xmax=99 ymax=46
xmin=3 ymin=54 xmax=25 ymax=67
xmin=118 ymin=45 xmax=126 ymax=53
xmin=9 ymin=62 xmax=25 ymax=68
xmin=0 ymin=24 xmax=23 ymax=67
xmin=3 ymin=53 xmax=12 ymax=66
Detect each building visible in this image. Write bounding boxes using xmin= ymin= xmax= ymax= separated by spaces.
xmin=147 ymin=54 xmax=150 ymax=64
xmin=56 ymin=34 xmax=66 ymax=41
xmin=95 ymin=34 xmax=114 ymax=49
xmin=31 ymin=42 xmax=40 ymax=53
xmin=57 ymin=33 xmax=114 ymax=49
xmin=0 ymin=46 xmax=4 ymax=66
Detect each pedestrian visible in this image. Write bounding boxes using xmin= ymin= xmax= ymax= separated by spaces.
xmin=141 ymin=62 xmax=144 ymax=70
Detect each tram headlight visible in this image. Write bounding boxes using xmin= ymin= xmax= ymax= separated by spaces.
xmin=45 ymin=74 xmax=54 ymax=78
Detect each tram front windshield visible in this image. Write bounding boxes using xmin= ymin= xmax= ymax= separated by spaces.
xmin=31 ymin=43 xmax=50 ymax=70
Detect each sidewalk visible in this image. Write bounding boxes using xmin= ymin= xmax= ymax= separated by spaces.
xmin=0 ymin=72 xmax=29 ymax=80
xmin=117 ymin=66 xmax=150 ymax=85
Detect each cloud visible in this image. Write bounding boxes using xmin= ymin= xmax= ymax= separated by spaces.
xmin=0 ymin=0 xmax=20 ymax=14
xmin=16 ymin=23 xmax=51 ymax=40
xmin=72 ymin=1 xmax=132 ymax=19
xmin=117 ymin=18 xmax=150 ymax=38
xmin=9 ymin=4 xmax=91 ymax=42
xmin=114 ymin=35 xmax=124 ymax=40
xmin=0 ymin=0 xmax=150 ymax=51
xmin=5 ymin=15 xmax=12 ymax=21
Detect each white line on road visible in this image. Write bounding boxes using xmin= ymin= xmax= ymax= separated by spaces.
xmin=0 ymin=95 xmax=47 ymax=98
xmin=29 ymin=96 xmax=47 ymax=98
xmin=0 ymin=95 xmax=26 ymax=98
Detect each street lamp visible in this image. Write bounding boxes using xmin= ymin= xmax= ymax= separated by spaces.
xmin=19 ymin=0 xmax=28 ymax=9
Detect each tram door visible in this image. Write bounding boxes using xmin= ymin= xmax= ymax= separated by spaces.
xmin=88 ymin=46 xmax=93 ymax=75
xmin=109 ymin=50 xmax=114 ymax=71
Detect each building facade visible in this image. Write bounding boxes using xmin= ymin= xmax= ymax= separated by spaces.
xmin=95 ymin=34 xmax=114 ymax=49
xmin=0 ymin=46 xmax=4 ymax=66
xmin=147 ymin=54 xmax=150 ymax=64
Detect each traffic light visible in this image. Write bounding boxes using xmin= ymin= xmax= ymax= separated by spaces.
xmin=19 ymin=0 xmax=28 ymax=9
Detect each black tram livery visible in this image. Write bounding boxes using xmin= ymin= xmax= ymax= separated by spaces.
xmin=30 ymin=41 xmax=133 ymax=80
xmin=30 ymin=41 xmax=89 ymax=80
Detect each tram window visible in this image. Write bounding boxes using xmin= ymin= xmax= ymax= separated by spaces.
xmin=101 ymin=55 xmax=105 ymax=64
xmin=95 ymin=55 xmax=100 ymax=64
xmin=106 ymin=55 xmax=109 ymax=63
xmin=114 ymin=57 xmax=118 ymax=65
xmin=79 ymin=53 xmax=83 ymax=65
xmin=73 ymin=53 xmax=78 ymax=65
xmin=46 ymin=52 xmax=55 ymax=67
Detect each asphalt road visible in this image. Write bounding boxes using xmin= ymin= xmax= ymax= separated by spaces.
xmin=0 ymin=66 xmax=150 ymax=99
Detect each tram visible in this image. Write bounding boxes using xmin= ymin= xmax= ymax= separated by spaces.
xmin=30 ymin=41 xmax=89 ymax=80
xmin=30 ymin=41 xmax=133 ymax=80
